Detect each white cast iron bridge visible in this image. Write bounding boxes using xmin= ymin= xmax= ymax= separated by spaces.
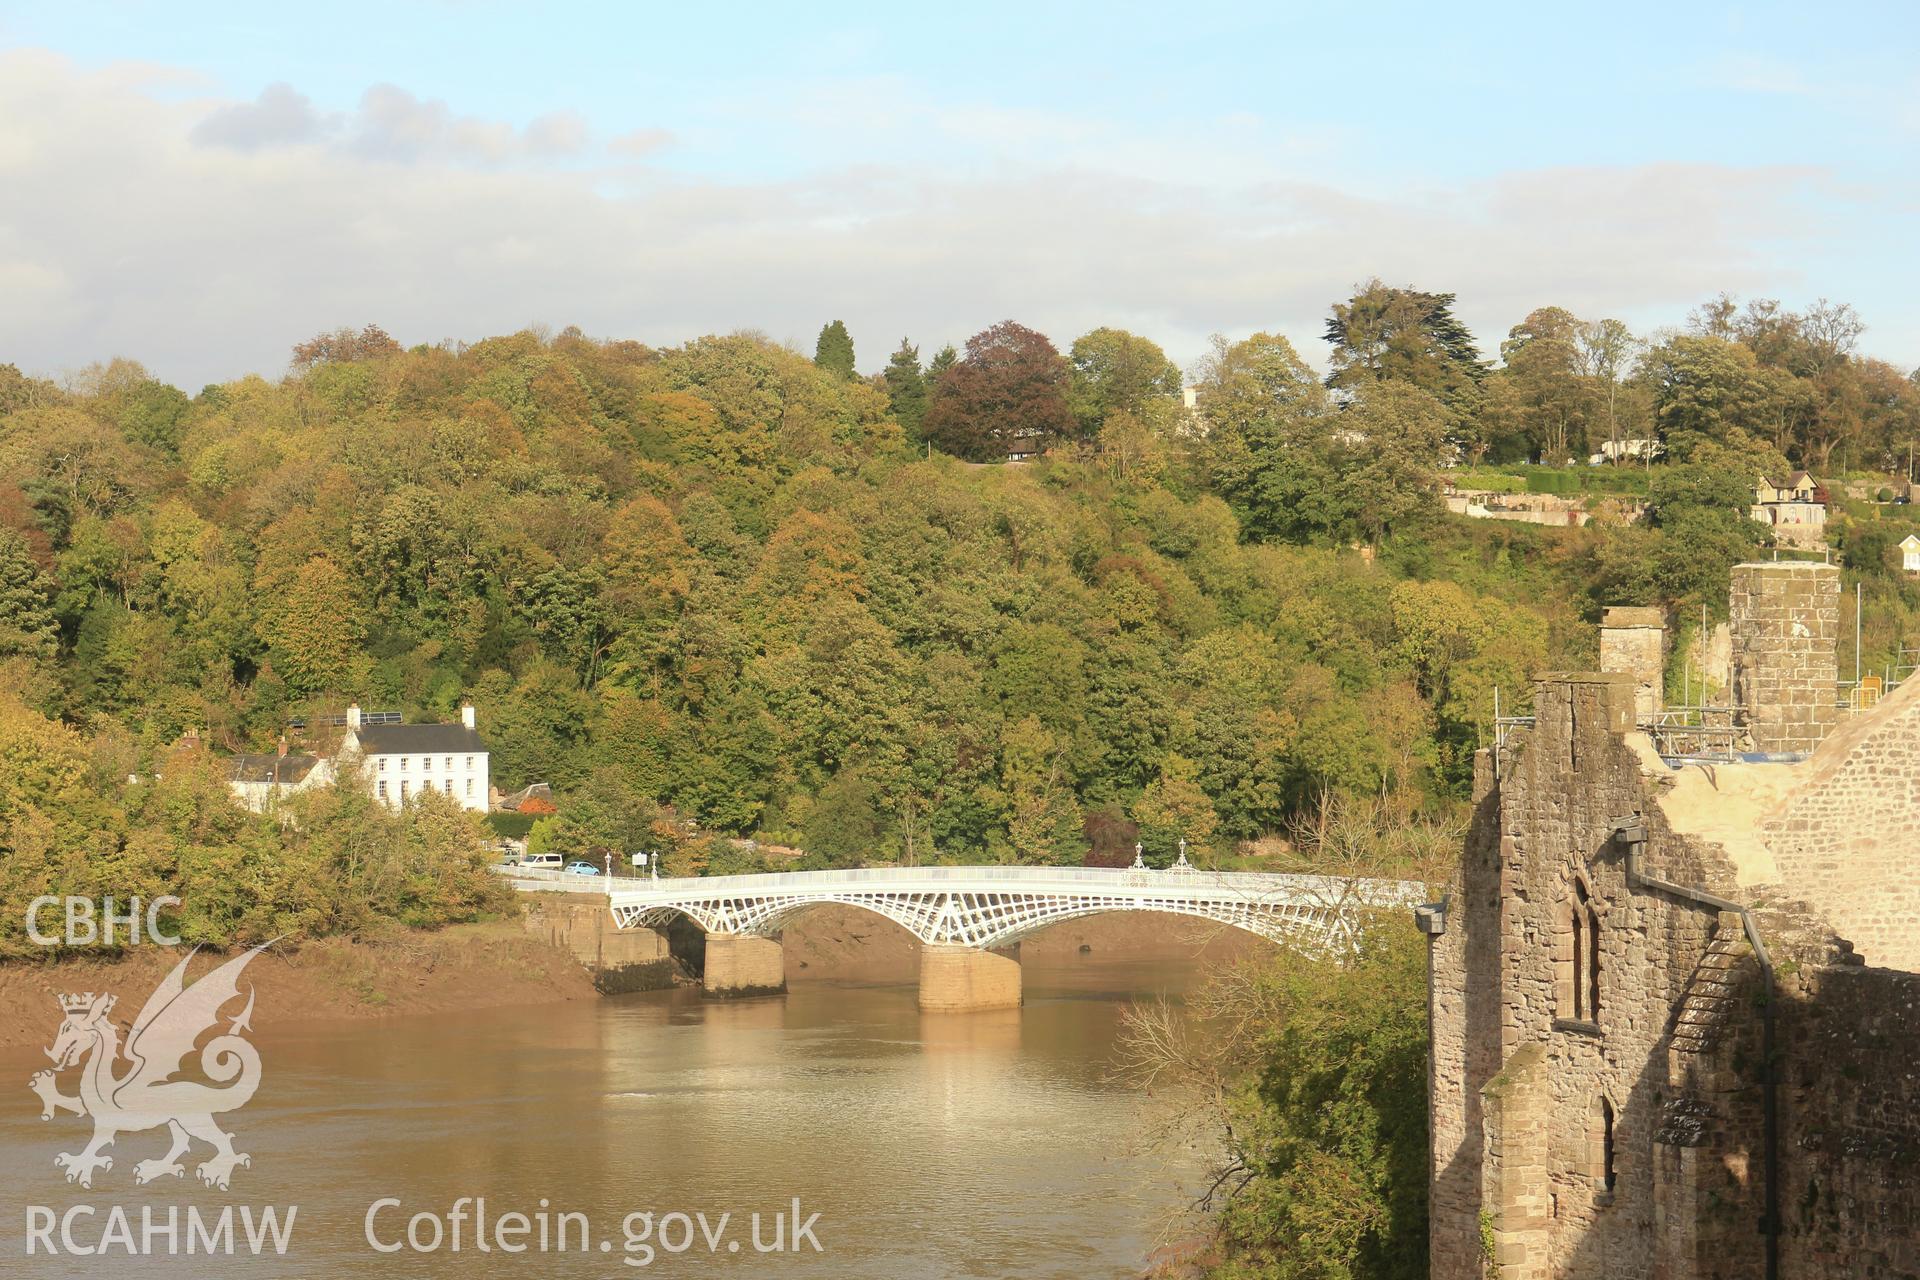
xmin=507 ymin=864 xmax=1427 ymax=953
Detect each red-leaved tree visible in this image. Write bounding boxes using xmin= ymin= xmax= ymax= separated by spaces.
xmin=923 ymin=321 xmax=1075 ymax=461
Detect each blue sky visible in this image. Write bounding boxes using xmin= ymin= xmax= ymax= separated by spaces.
xmin=1 ymin=1 xmax=1915 ymax=387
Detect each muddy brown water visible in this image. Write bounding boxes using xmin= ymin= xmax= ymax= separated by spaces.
xmin=0 ymin=951 xmax=1217 ymax=1278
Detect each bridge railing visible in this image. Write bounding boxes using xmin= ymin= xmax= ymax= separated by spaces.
xmin=499 ymin=868 xmax=613 ymax=895
xmin=497 ymin=862 xmax=1426 ymax=904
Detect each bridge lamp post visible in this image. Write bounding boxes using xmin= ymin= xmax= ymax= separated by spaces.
xmin=1176 ymin=838 xmax=1190 ymax=870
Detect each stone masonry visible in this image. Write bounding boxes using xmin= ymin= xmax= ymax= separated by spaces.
xmin=918 ymin=944 xmax=1022 ymax=1012
xmin=1428 ymin=660 xmax=1920 ymax=1279
xmin=1729 ymin=561 xmax=1839 ymax=755
xmin=1757 ymin=674 xmax=1920 ymax=971
xmin=1598 ymin=607 xmax=1665 ymax=721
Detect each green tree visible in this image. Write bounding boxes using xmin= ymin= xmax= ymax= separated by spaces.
xmin=1578 ymin=318 xmax=1642 ymax=463
xmin=256 ymin=556 xmax=361 ymax=695
xmin=1067 ymin=327 xmax=1181 ymax=434
xmin=1121 ymin=918 xmax=1430 ymax=1280
xmin=813 ymin=320 xmax=856 ymax=380
xmin=1000 ymin=715 xmax=1084 ymax=865
xmin=1640 ymin=335 xmax=1774 ymax=462
xmin=0 ymin=528 xmax=59 ymax=662
xmin=926 ymin=343 xmax=958 ymax=386
xmin=1132 ymin=752 xmax=1218 ymax=862
xmin=1324 ymin=280 xmax=1485 ymax=448
xmin=1488 ymin=306 xmax=1588 ymax=464
xmin=882 ymin=338 xmax=928 ymax=436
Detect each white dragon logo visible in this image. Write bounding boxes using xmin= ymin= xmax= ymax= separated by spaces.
xmin=28 ymin=943 xmax=268 ymax=1190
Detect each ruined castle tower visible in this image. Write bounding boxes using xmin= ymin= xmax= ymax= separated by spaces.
xmin=1728 ymin=560 xmax=1839 ymax=755
xmin=1598 ymin=607 xmax=1665 ymax=721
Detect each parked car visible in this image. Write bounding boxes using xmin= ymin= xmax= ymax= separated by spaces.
xmin=517 ymin=852 xmax=564 ymax=871
xmin=564 ymin=861 xmax=601 ymax=876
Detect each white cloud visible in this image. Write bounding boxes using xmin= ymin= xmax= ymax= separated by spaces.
xmin=186 ymin=78 xmax=594 ymax=164
xmin=0 ymin=50 xmax=1888 ymax=390
xmin=191 ymin=81 xmax=325 ymax=149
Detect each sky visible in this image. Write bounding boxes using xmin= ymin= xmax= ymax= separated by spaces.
xmin=1 ymin=1 xmax=1916 ymax=389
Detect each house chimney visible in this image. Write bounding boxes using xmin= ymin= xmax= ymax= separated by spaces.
xmin=346 ymin=703 xmax=363 ymax=731
xmin=461 ymin=702 xmax=476 ymax=731
xmin=1729 ymin=561 xmax=1840 ymax=755
xmin=276 ymin=735 xmax=288 ymax=758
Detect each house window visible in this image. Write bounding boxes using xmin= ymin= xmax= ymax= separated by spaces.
xmin=465 ymin=756 xmax=474 ymax=769
xmin=445 ymin=756 xmax=453 ymax=771
xmin=400 ymin=780 xmax=410 ymax=801
xmin=466 ymin=779 xmax=474 ymax=796
xmin=423 ymin=756 xmax=432 ymax=772
xmin=399 ymin=756 xmax=407 ymax=772
xmin=443 ymin=779 xmax=453 ymax=794
xmin=377 ymin=758 xmax=387 ymax=772
xmin=377 ymin=781 xmax=387 ymax=799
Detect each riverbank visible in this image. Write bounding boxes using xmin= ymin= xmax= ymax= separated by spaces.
xmin=0 ymin=918 xmax=599 ymax=1050
xmin=0 ymin=903 xmax=1267 ymax=1050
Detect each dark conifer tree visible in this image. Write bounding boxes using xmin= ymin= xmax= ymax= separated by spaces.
xmin=813 ymin=320 xmax=856 ymax=380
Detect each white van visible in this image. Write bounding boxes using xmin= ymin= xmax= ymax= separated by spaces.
xmin=517 ymin=852 xmax=565 ymax=871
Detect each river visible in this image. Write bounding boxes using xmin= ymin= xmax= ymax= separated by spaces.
xmin=1 ymin=952 xmax=1217 ymax=1278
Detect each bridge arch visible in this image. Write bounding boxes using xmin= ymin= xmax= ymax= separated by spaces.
xmin=607 ymin=866 xmax=1421 ymax=955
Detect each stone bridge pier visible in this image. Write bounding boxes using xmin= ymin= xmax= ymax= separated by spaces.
xmin=702 ymin=933 xmax=786 ymax=998
xmin=918 ymin=944 xmax=1021 ymax=1012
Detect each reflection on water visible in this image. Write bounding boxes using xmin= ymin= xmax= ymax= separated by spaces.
xmin=0 ymin=953 xmax=1214 ymax=1278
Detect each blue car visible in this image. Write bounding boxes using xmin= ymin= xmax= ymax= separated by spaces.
xmin=564 ymin=861 xmax=601 ymax=876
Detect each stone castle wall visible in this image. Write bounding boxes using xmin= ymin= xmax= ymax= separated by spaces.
xmin=1431 ymin=674 xmax=1740 ymax=1280
xmin=1757 ymin=675 xmax=1920 ymax=971
xmin=1729 ymin=562 xmax=1840 ymax=755
xmin=1430 ymin=670 xmax=1920 ymax=1279
xmin=1775 ymin=961 xmax=1920 ymax=1275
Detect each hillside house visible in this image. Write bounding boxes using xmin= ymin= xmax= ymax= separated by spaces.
xmin=1903 ymin=533 xmax=1920 ymax=575
xmin=1750 ymin=470 xmax=1828 ymax=546
xmin=225 ymin=747 xmax=333 ymax=813
xmin=341 ymin=702 xmax=490 ymax=812
xmin=1004 ymin=431 xmax=1046 ymax=463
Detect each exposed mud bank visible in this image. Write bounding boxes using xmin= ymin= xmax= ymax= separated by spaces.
xmin=0 ymin=919 xmax=598 ymax=1050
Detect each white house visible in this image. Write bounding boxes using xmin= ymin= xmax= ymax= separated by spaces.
xmin=1901 ymin=534 xmax=1920 ymax=575
xmin=341 ymin=703 xmax=490 ymax=812
xmin=224 ymin=747 xmax=333 ymax=813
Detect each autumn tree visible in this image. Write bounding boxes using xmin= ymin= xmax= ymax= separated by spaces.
xmin=1578 ymin=318 xmax=1642 ymax=463
xmin=291 ymin=324 xmax=403 ymax=369
xmin=1000 ymin=715 xmax=1084 ymax=865
xmin=813 ymin=320 xmax=856 ymax=380
xmin=921 ymin=321 xmax=1075 ymax=461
